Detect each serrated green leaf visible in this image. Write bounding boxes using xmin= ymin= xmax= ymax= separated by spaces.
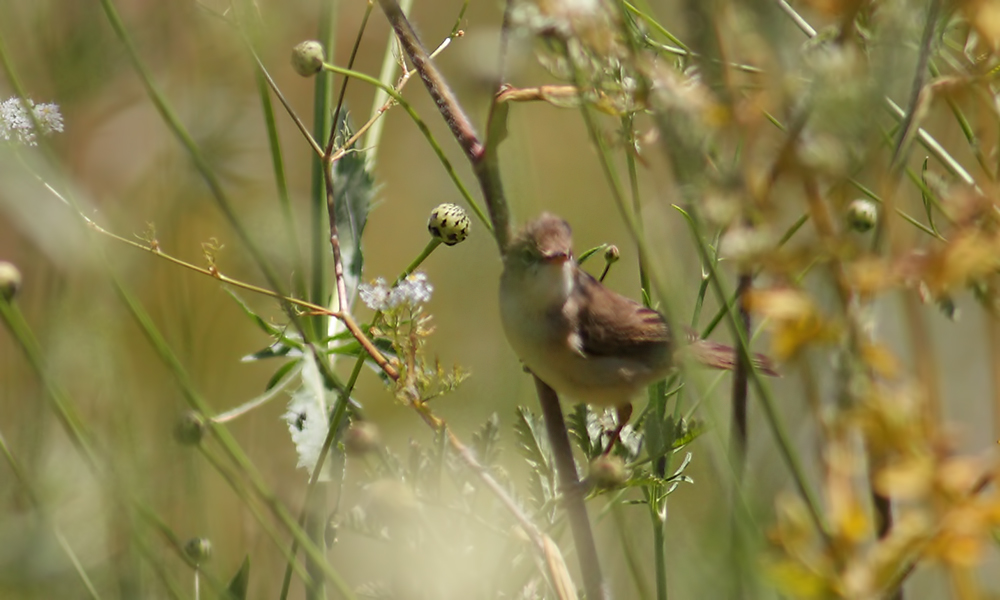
xmin=513 ymin=406 xmax=552 ymax=473
xmin=472 ymin=412 xmax=502 ymax=468
xmin=220 ymin=555 xmax=249 ymax=600
xmin=514 ymin=406 xmax=557 ymax=510
xmin=567 ymin=404 xmax=594 ymax=459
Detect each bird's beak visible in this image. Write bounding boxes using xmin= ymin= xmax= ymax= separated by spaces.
xmin=541 ymin=250 xmax=571 ymax=265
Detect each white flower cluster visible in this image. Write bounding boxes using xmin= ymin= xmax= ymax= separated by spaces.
xmin=359 ymin=272 xmax=433 ymax=311
xmin=1 ymin=97 xmax=63 ymax=146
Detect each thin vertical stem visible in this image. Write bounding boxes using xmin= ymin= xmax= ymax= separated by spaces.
xmin=730 ymin=274 xmax=751 ymax=473
xmin=309 ymin=0 xmax=339 ymax=336
xmin=534 ymin=378 xmax=607 ymax=600
xmin=375 ymin=0 xmax=511 ymax=251
xmin=729 ymin=272 xmax=751 ymax=599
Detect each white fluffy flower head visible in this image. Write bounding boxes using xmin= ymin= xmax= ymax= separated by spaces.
xmin=359 ymin=272 xmax=433 ymax=311
xmin=0 ymin=97 xmax=63 ymax=146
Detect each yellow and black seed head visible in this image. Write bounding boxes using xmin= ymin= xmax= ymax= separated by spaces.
xmin=427 ymin=203 xmax=471 ymax=246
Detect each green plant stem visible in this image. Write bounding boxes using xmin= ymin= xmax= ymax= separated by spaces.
xmin=623 ymin=113 xmax=668 ymax=600
xmin=397 ymin=239 xmax=442 ymax=284
xmin=310 ymin=0 xmax=340 ymax=346
xmin=652 ymin=497 xmax=667 ymax=600
xmin=254 ymin=66 xmax=308 ymax=301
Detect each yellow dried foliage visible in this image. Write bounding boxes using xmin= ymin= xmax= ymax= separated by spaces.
xmin=746 ymin=287 xmax=841 ymax=359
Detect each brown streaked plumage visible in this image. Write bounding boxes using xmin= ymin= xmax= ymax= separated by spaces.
xmin=499 ymin=213 xmax=775 ymax=450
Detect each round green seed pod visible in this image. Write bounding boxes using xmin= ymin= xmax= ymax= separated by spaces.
xmin=846 ymin=199 xmax=878 ymax=233
xmin=0 ymin=261 xmax=21 ymax=301
xmin=603 ymin=245 xmax=620 ymax=264
xmin=183 ymin=537 xmax=212 ymax=563
xmin=427 ymin=203 xmax=471 ymax=246
xmin=291 ymin=41 xmax=324 ymax=77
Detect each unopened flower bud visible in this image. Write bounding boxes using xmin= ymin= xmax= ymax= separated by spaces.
xmin=588 ymin=454 xmax=627 ymax=488
xmin=343 ymin=420 xmax=381 ymax=455
xmin=427 ymin=203 xmax=471 ymax=246
xmin=291 ymin=41 xmax=324 ymax=77
xmin=183 ymin=537 xmax=212 ymax=563
xmin=0 ymin=261 xmax=21 ymax=301
xmin=174 ymin=411 xmax=206 ymax=446
xmin=846 ymin=199 xmax=877 ymax=233
xmin=603 ymin=245 xmax=620 ymax=264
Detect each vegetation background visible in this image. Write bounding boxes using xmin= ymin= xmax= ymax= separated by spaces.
xmin=2 ymin=0 xmax=1000 ymax=598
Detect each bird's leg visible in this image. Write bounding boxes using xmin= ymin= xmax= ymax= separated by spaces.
xmin=602 ymin=403 xmax=633 ymax=455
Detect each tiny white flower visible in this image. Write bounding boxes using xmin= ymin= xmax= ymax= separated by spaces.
xmin=390 ymin=272 xmax=433 ymax=307
xmin=360 ymin=272 xmax=433 ymax=311
xmin=359 ymin=277 xmax=391 ymax=311
xmin=0 ymin=97 xmax=63 ymax=146
xmin=33 ymin=102 xmax=63 ymax=133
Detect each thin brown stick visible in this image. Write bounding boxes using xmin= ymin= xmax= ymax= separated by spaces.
xmin=730 ymin=273 xmax=751 ymax=471
xmin=322 ymin=168 xmax=350 ymax=314
xmin=81 ymin=217 xmax=400 ymax=380
xmin=375 ymin=0 xmax=512 ymax=251
xmin=375 ymin=0 xmax=481 ymax=160
xmin=329 ymin=37 xmax=454 ymax=164
xmin=534 ymin=378 xmax=607 ymax=600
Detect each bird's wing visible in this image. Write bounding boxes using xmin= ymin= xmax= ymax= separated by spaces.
xmin=573 ymin=270 xmax=672 ymax=360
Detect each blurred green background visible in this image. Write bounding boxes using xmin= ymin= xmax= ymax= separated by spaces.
xmin=2 ymin=0 xmax=998 ymax=598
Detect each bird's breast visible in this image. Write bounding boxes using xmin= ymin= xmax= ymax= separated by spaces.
xmin=499 ymin=266 xmax=657 ymax=407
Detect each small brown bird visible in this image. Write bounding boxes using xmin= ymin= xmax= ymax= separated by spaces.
xmin=499 ymin=213 xmax=775 ymax=450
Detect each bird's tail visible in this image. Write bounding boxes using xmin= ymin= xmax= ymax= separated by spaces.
xmin=684 ymin=338 xmax=780 ymax=377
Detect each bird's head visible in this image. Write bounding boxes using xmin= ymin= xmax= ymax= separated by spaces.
xmin=505 ymin=213 xmax=574 ymax=274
